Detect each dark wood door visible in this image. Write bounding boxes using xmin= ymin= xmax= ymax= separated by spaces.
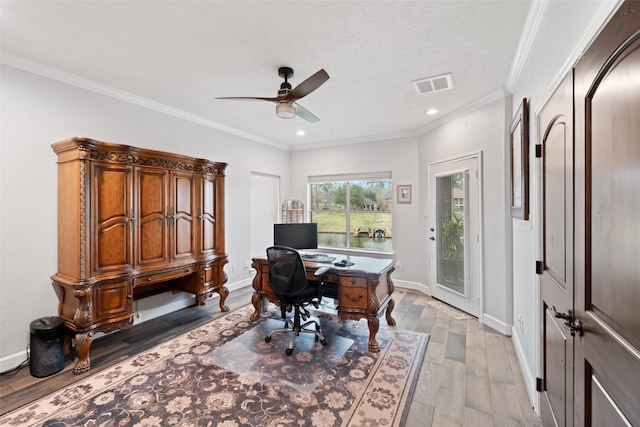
xmin=135 ymin=167 xmax=170 ymax=268
xmin=92 ymin=162 xmax=133 ymax=274
xmin=574 ymin=2 xmax=640 ymax=425
xmin=539 ymin=73 xmax=574 ymax=427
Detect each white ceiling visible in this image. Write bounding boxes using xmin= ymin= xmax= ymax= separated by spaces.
xmin=1 ymin=0 xmax=532 ymax=149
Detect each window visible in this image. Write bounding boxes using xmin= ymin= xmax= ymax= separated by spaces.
xmin=308 ymin=173 xmax=392 ymax=253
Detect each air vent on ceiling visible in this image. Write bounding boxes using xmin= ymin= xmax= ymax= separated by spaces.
xmin=411 ymin=73 xmax=454 ymax=94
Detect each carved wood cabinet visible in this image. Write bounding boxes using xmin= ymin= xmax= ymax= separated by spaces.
xmin=51 ymin=138 xmax=228 ymax=374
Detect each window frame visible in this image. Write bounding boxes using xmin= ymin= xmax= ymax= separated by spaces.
xmin=308 ymin=172 xmax=393 ymax=254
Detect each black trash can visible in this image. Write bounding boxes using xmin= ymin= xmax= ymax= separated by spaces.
xmin=30 ymin=317 xmax=65 ymax=377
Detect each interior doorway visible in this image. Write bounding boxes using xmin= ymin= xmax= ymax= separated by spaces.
xmin=250 ymin=172 xmax=280 ymax=258
xmin=427 ymin=153 xmax=482 ymax=317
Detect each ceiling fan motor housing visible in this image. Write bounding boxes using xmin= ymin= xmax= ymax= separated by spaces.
xmin=278 ymin=66 xmax=293 ymax=95
xmin=278 ymin=66 xmax=294 ymax=80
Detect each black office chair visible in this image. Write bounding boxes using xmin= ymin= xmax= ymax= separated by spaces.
xmin=265 ymin=246 xmax=330 ymax=355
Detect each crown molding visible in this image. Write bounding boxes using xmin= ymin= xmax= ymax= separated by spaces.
xmin=289 ymin=129 xmax=419 ymax=151
xmin=414 ymin=88 xmax=511 ymax=135
xmin=505 ymin=0 xmax=549 ymax=92
xmin=291 ymin=88 xmax=511 ymax=151
xmin=0 ymin=52 xmax=288 ymax=150
xmin=3 ymin=52 xmax=515 ymax=153
xmin=530 ymin=0 xmax=623 ymax=115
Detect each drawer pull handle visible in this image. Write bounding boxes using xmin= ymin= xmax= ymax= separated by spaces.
xmin=344 ymin=293 xmax=363 ymax=303
xmin=147 ymin=277 xmax=153 ymax=281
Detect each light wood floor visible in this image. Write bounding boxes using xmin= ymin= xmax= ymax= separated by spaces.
xmin=0 ymin=287 xmax=541 ymax=426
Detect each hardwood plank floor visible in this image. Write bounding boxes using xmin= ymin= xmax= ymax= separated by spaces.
xmin=0 ymin=288 xmax=541 ymax=426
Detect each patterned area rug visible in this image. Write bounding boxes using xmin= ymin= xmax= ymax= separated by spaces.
xmin=1 ymin=304 xmax=429 ymax=427
xmin=426 ymin=300 xmax=473 ymax=320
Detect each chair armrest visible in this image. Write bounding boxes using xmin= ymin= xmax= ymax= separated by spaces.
xmin=313 ymin=266 xmax=330 ymax=278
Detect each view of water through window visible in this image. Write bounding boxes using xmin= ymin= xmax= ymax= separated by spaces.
xmin=309 ymin=176 xmax=393 ymax=253
xmin=318 ymin=232 xmax=393 ymax=252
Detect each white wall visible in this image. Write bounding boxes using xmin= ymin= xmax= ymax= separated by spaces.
xmin=0 ymin=65 xmax=290 ymax=370
xmin=289 ymin=137 xmax=423 ymax=286
xmin=418 ymin=97 xmax=512 ymax=333
xmin=507 ymin=0 xmax=621 ymax=408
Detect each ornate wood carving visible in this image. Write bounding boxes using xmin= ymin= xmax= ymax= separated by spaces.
xmin=72 ymin=287 xmax=92 ymax=328
xmin=52 ymin=137 xmax=228 ymax=375
xmin=79 ymin=161 xmax=87 ymax=278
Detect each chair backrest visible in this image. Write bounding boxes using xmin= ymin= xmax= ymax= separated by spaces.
xmin=266 ymin=246 xmax=309 ymax=300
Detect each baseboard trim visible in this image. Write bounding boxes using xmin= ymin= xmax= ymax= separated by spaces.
xmin=394 ymin=280 xmax=429 ymax=296
xmin=0 ymin=278 xmax=256 ymax=374
xmin=511 ymin=326 xmax=540 ymax=413
xmin=483 ymin=313 xmax=513 ymax=336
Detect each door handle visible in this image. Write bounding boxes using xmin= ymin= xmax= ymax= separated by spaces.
xmin=429 ymin=237 xmax=435 ymax=241
xmin=552 ymin=307 xmax=584 ymax=336
xmin=568 ymin=319 xmax=584 ymax=337
xmin=552 ymin=306 xmax=571 ymax=320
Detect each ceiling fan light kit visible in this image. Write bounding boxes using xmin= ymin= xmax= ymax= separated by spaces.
xmin=276 ymin=101 xmax=296 ymax=119
xmin=216 ymin=66 xmax=329 ymax=122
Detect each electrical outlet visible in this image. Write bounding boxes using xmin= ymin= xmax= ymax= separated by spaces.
xmin=395 ymin=262 xmax=402 ymax=271
xmin=517 ymin=315 xmax=524 ymax=333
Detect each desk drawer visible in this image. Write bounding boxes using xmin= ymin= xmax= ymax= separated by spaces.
xmin=338 ymin=276 xmax=369 ymax=310
xmin=133 ymin=267 xmax=196 ymax=287
xmin=339 ymin=285 xmax=368 ymax=310
xmin=338 ymin=276 xmax=367 ymax=288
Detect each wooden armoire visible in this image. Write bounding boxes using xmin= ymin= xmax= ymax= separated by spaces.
xmin=51 ymin=137 xmax=229 ymax=375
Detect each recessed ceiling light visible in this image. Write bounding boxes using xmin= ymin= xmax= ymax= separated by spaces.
xmin=296 ymin=130 xmax=305 ymax=136
xmin=426 ymin=109 xmax=439 ymax=115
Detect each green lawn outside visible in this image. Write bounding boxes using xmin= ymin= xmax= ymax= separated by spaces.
xmin=312 ymin=211 xmax=392 ymax=234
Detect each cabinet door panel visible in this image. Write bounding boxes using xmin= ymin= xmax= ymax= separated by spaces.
xmin=92 ymin=163 xmax=132 ymax=273
xmin=172 ymin=172 xmax=196 ymax=260
xmin=200 ymin=174 xmax=216 ymax=255
xmin=93 ymin=280 xmax=132 ymax=325
xmin=136 ymin=168 xmax=169 ymax=267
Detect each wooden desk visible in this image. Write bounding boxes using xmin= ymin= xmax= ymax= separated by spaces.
xmin=250 ymin=254 xmax=396 ymax=352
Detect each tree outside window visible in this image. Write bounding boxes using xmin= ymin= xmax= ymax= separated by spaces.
xmin=309 ymin=177 xmax=392 ymax=252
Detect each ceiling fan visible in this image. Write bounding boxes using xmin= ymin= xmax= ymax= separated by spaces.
xmin=216 ymin=67 xmax=329 ymax=123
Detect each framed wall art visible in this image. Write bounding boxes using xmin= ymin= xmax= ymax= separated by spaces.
xmin=510 ymin=98 xmax=529 ymax=220
xmin=397 ymin=185 xmax=412 ymax=204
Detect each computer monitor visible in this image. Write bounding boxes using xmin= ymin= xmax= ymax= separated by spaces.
xmin=273 ymin=222 xmax=318 ymax=250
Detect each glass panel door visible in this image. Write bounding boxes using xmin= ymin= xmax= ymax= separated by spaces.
xmin=436 ymin=172 xmax=466 ymax=295
xmin=428 ymin=155 xmax=480 ymax=317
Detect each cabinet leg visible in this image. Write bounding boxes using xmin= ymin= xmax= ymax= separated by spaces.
xmin=250 ymin=292 xmax=263 ymax=321
xmin=73 ymin=331 xmax=94 ymax=375
xmin=385 ymin=297 xmax=397 ymax=326
xmin=195 ymin=293 xmax=208 ymax=306
xmin=367 ymin=317 xmax=380 ymax=353
xmin=218 ymin=286 xmax=229 ymax=312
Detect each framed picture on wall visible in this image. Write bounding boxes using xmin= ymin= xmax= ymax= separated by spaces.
xmin=510 ymin=98 xmax=529 ymax=220
xmin=397 ymin=185 xmax=412 ymax=204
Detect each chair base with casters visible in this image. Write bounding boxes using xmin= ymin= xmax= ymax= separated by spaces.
xmin=265 ymin=303 xmax=327 ymax=356
xmin=264 ymin=246 xmax=330 ymax=356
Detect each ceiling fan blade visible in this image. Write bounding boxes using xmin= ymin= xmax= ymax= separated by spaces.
xmin=215 ymin=95 xmax=286 ymax=103
xmin=284 ymin=69 xmax=330 ymax=101
xmin=294 ymin=103 xmax=320 ymax=123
